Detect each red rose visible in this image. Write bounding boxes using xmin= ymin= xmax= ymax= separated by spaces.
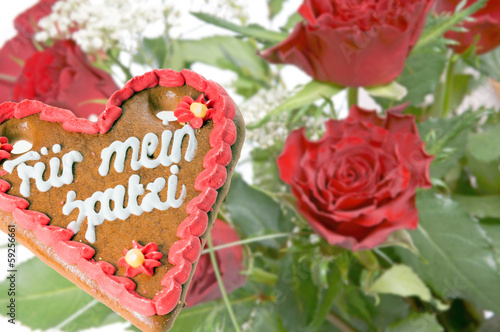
xmin=277 ymin=106 xmax=433 ymax=251
xmin=12 ymin=40 xmax=119 ymax=118
xmin=433 ymin=0 xmax=500 ymax=54
xmin=185 ymin=219 xmax=246 ymax=307
xmin=261 ymin=0 xmax=433 ymax=87
xmin=0 ymin=36 xmax=37 ymax=102
xmin=0 ymin=0 xmax=55 ymax=101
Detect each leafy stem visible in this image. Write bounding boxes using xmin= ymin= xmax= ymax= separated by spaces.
xmin=347 ymin=87 xmax=358 ymax=109
xmin=413 ymin=0 xmax=488 ymax=52
xmin=327 ymin=311 xmax=359 ymax=332
xmin=441 ymin=52 xmax=458 ymax=117
xmin=201 ymin=232 xmax=310 ymax=255
xmin=207 ymin=234 xmax=241 ymax=332
xmin=0 ymin=73 xmax=16 ymax=83
xmin=107 ymin=51 xmax=133 ymax=81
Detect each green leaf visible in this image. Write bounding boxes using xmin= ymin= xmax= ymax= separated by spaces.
xmin=172 ymin=287 xmax=283 ymax=332
xmin=387 ymin=313 xmax=443 ymax=332
xmin=480 ymin=219 xmax=500 ymax=267
xmin=478 ymin=47 xmax=500 ymax=81
xmin=268 ymin=0 xmax=286 ymax=19
xmin=335 ymin=285 xmax=376 ymax=330
xmin=225 ymin=176 xmax=293 ymax=248
xmin=418 ymin=111 xmax=481 ymax=178
xmin=276 ymin=254 xmax=319 ymax=332
xmin=250 ymin=147 xmax=283 ymax=192
xmin=379 ymin=230 xmax=419 ymax=255
xmin=191 ymin=12 xmax=287 ymax=43
xmin=437 ymin=299 xmax=482 ymax=332
xmin=171 ymin=36 xmax=270 ymax=81
xmin=413 ymin=0 xmax=488 ymax=52
xmin=248 ymin=80 xmax=342 ymax=129
xmin=365 ymin=81 xmax=407 ymax=101
xmin=133 ymin=35 xmax=169 ymax=68
xmin=0 ymin=258 xmax=122 ymax=331
xmin=467 ymin=123 xmax=500 ymax=163
xmin=397 ymin=191 xmax=500 ymax=314
xmin=308 ymin=264 xmax=342 ymax=329
xmin=368 ymin=264 xmax=432 ymax=302
xmin=466 ymin=153 xmax=500 ymax=194
xmin=397 ymin=46 xmax=447 ymax=106
xmin=354 ymin=251 xmax=381 ymax=271
xmin=284 ymin=12 xmax=302 ymax=30
xmin=372 ymin=295 xmax=411 ymax=330
xmin=170 ymin=302 xmax=225 ymax=332
xmin=453 ymin=195 xmax=500 ymax=219
xmin=447 ymin=73 xmax=473 ymax=111
xmin=170 ymin=36 xmax=271 ymax=97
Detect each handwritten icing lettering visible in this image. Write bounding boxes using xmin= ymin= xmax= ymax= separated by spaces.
xmin=3 ymin=151 xmax=41 ymax=173
xmin=6 ymin=150 xmax=83 ymax=197
xmin=98 ymin=125 xmax=197 ymax=176
xmin=64 ymin=168 xmax=186 ymax=243
xmin=3 ymin=126 xmax=198 ymax=242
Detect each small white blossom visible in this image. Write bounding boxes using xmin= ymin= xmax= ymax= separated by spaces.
xmin=309 ymin=234 xmax=321 ymax=245
xmin=35 ymin=0 xmax=170 ymax=53
xmin=242 ymin=87 xmax=293 ymax=149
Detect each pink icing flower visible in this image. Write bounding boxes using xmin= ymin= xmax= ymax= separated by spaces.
xmin=174 ymin=94 xmax=215 ymax=129
xmin=0 ymin=137 xmax=13 ymax=162
xmin=118 ymin=241 xmax=163 ymax=277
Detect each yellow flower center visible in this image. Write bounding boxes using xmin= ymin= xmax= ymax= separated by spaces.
xmin=190 ymin=102 xmax=208 ymax=118
xmin=125 ymin=248 xmax=145 ymax=268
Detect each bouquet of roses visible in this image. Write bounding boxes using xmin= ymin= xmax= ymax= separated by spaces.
xmin=1 ymin=0 xmax=500 ymax=331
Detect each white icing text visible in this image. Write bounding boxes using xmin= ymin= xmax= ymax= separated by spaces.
xmin=4 ymin=148 xmax=83 ymax=197
xmin=99 ymin=125 xmax=197 ymax=176
xmin=64 ymin=165 xmax=185 ymax=243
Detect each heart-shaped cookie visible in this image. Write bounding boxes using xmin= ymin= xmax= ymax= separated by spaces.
xmin=0 ymin=69 xmax=245 ymax=331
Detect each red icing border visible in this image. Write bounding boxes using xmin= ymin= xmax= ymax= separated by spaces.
xmin=0 ymin=68 xmax=237 ymax=316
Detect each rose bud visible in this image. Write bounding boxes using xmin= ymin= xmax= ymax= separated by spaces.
xmin=261 ymin=0 xmax=434 ymax=87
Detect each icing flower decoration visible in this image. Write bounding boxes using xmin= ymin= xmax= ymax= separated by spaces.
xmin=118 ymin=241 xmax=163 ymax=277
xmin=174 ymin=94 xmax=215 ymax=129
xmin=0 ymin=137 xmax=13 ymax=162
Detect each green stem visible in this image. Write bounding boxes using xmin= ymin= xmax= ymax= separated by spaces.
xmin=201 ymin=232 xmax=300 ymax=255
xmin=107 ymin=52 xmax=133 ymax=81
xmin=207 ymin=234 xmax=241 ymax=332
xmin=0 ymin=73 xmax=16 ymax=83
xmin=373 ymin=248 xmax=394 ymax=266
xmin=347 ymin=87 xmax=359 ymax=109
xmin=442 ymin=53 xmax=458 ymax=117
xmin=327 ymin=311 xmax=359 ymax=332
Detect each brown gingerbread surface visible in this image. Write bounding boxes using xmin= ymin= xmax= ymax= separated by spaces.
xmin=0 ymin=84 xmax=245 ymax=331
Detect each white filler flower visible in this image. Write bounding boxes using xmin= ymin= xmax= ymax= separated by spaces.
xmin=36 ymin=0 xmax=169 ymax=53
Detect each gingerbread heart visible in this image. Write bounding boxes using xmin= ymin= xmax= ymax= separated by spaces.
xmin=0 ymin=69 xmax=245 ymax=331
